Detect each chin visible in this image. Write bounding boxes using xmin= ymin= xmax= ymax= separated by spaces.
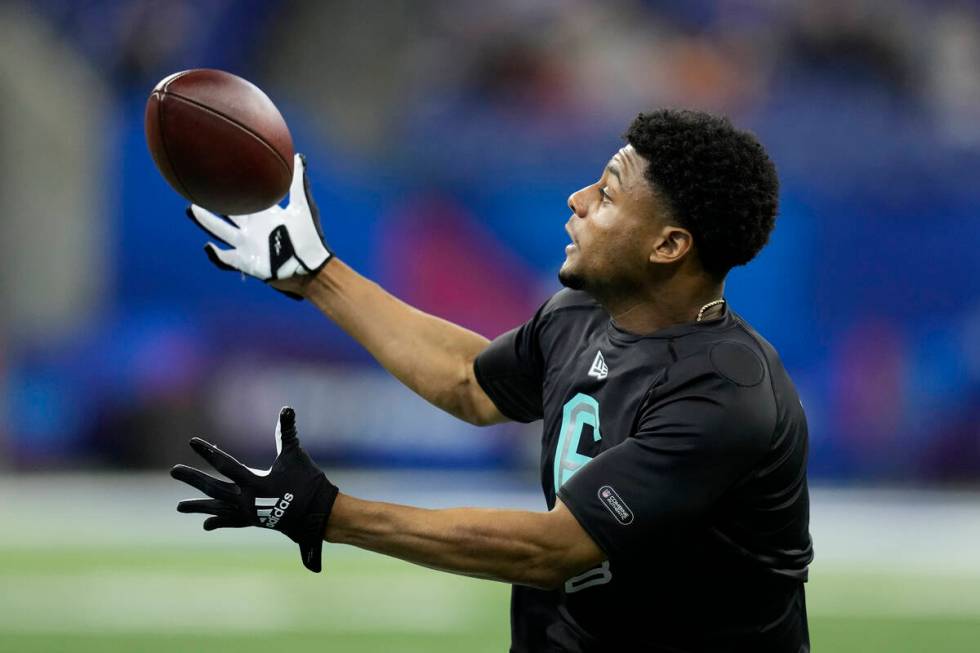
xmin=558 ymin=266 xmax=586 ymax=290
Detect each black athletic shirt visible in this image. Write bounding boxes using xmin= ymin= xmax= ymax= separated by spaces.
xmin=474 ymin=289 xmax=813 ymax=652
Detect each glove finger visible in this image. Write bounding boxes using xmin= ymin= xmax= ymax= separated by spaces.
xmin=188 ymin=205 xmax=240 ymax=246
xmin=223 ymin=212 xmax=250 ymax=228
xmin=288 ymin=153 xmax=309 ymax=213
xmin=298 ymin=153 xmax=326 ymax=239
xmin=177 ymin=498 xmax=234 ymax=516
xmin=204 ymin=243 xmax=242 ymax=273
xmin=203 ymin=515 xmax=250 ymax=531
xmin=298 ymin=155 xmax=331 ymax=274
xmin=170 ymin=464 xmax=241 ymax=501
xmin=275 ymin=406 xmax=299 ymax=455
xmin=189 ymin=437 xmax=253 ymax=484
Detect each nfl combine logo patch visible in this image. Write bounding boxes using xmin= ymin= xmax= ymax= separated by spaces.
xmin=588 ymin=351 xmax=608 ymax=380
xmin=598 ymin=485 xmax=633 ymax=525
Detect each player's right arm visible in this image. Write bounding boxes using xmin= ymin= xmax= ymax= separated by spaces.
xmin=280 ymin=259 xmax=506 ymax=426
xmin=186 ymin=154 xmax=506 ymax=426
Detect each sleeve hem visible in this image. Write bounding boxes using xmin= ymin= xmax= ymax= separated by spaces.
xmin=472 ymin=357 xmax=537 ymax=424
xmin=557 ymin=486 xmax=613 ymax=558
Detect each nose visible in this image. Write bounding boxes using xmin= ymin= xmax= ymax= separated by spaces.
xmin=567 ymin=187 xmax=588 ymax=218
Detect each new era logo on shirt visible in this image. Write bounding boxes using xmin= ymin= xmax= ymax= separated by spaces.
xmin=588 ymin=350 xmax=608 ymax=380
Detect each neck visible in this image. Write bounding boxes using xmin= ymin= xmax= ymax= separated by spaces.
xmin=595 ymin=278 xmax=725 ymax=335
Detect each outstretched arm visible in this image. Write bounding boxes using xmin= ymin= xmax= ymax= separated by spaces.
xmin=325 ymin=495 xmax=605 ymax=590
xmin=187 ymin=154 xmax=507 ymax=427
xmin=276 ymin=260 xmax=505 ymax=426
xmin=173 ymin=407 xmax=604 ymax=583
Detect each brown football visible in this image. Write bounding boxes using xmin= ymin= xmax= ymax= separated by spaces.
xmin=145 ymin=69 xmax=294 ymax=215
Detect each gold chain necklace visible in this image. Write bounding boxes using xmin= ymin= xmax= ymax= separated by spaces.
xmin=696 ymin=299 xmax=726 ymax=322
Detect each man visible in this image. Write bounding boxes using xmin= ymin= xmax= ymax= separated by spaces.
xmin=174 ymin=109 xmax=813 ymax=651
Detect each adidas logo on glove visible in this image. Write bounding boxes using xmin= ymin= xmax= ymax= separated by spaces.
xmin=256 ymin=493 xmax=294 ymax=529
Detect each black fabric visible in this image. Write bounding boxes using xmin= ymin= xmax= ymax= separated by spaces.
xmin=475 ymin=289 xmax=813 ymax=652
xmin=473 ymin=306 xmax=544 ymax=423
xmin=269 ymin=225 xmax=297 ymax=273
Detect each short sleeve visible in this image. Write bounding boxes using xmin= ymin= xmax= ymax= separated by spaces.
xmin=557 ymin=356 xmax=775 ymax=563
xmin=472 ymin=301 xmax=550 ymax=423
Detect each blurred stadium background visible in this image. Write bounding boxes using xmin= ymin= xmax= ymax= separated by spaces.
xmin=1 ymin=0 xmax=978 ymax=651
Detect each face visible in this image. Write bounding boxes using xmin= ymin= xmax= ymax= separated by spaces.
xmin=559 ymin=145 xmax=678 ymax=294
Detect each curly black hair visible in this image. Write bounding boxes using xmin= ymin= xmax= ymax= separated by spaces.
xmin=624 ymin=110 xmax=779 ymax=279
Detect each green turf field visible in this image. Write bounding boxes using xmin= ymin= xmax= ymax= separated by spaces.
xmin=1 ymin=546 xmax=979 ymax=652
xmin=2 ymin=477 xmax=978 ymax=652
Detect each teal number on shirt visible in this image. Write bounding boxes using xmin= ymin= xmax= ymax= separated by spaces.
xmin=553 ymin=393 xmax=602 ymax=493
xmin=553 ymin=393 xmax=612 ymax=593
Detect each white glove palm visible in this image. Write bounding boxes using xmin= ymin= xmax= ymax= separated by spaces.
xmin=187 ymin=154 xmax=332 ymax=284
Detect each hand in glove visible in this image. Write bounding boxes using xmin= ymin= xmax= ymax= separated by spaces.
xmin=186 ymin=154 xmax=333 ymax=296
xmin=171 ymin=406 xmax=338 ymax=573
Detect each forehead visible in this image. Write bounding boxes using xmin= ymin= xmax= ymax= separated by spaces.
xmin=606 ymin=145 xmax=651 ymax=195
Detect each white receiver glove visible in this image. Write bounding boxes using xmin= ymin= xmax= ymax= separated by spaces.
xmin=187 ymin=154 xmax=333 ymax=293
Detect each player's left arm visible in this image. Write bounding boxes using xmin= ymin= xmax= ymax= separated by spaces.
xmin=324 ymin=495 xmax=604 ymax=590
xmin=173 ymin=406 xmax=604 ymax=585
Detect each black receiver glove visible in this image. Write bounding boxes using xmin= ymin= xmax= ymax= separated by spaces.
xmin=171 ymin=406 xmax=338 ymax=573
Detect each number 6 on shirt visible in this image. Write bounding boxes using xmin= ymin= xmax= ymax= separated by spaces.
xmin=554 ymin=393 xmax=613 ymax=593
xmin=554 ymin=393 xmax=602 ymax=493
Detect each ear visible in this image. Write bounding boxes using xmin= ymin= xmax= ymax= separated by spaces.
xmin=649 ymin=225 xmax=693 ymax=264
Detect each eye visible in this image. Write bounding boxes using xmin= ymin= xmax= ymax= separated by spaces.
xmin=599 ymin=187 xmax=611 ymax=203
